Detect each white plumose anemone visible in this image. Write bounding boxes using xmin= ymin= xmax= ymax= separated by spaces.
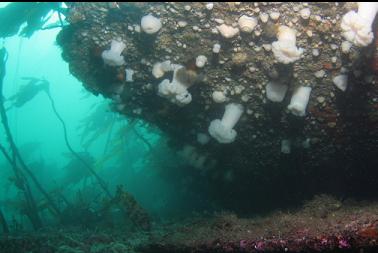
xmin=287 ymin=86 xmax=312 ymax=117
xmin=152 ymin=60 xmax=173 ymax=78
xmin=341 ymin=2 xmax=378 ymax=47
xmin=216 ymin=24 xmax=239 ymax=38
xmin=177 ymin=145 xmax=214 ymax=170
xmin=212 ymin=91 xmax=227 ymax=103
xmin=195 ymin=55 xmax=207 ymax=68
xmin=272 ymin=26 xmax=303 ymax=64
xmin=157 ymin=65 xmax=192 ymax=106
xmin=208 ymin=103 xmax=244 ymax=144
xmin=238 ymin=15 xmax=258 ymax=33
xmin=125 ymin=68 xmax=134 ymax=82
xmin=101 ymin=40 xmax=126 ymax=66
xmin=213 ymin=43 xmax=221 ymax=53
xmin=141 ymin=14 xmax=162 ymax=34
xmin=266 ymin=80 xmax=288 ymax=102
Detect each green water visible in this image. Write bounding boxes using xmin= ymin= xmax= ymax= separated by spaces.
xmin=0 ymin=3 xmax=214 ymax=232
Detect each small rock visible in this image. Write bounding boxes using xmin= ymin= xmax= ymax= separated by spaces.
xmin=178 ymin=21 xmax=187 ymax=27
xmin=333 ymin=75 xmax=348 ymax=91
xmin=259 ymin=13 xmax=269 ymax=23
xmin=314 ymin=70 xmax=325 ymax=78
xmin=328 ymin=122 xmax=336 ymax=128
xmin=317 ymin=96 xmax=325 ymax=103
xmin=300 ymin=8 xmax=311 ymax=19
xmin=330 ymin=44 xmax=338 ymax=50
xmin=269 ymin=11 xmax=280 ymax=20
xmin=206 ymin=3 xmax=214 ymax=10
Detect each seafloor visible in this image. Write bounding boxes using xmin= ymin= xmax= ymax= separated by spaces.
xmin=0 ymin=195 xmax=377 ymax=253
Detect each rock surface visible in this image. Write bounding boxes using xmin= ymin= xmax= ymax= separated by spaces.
xmin=57 ymin=2 xmax=378 ymax=210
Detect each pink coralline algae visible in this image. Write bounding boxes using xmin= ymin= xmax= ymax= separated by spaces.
xmin=239 ymin=240 xmax=248 ymax=250
xmin=338 ymin=238 xmax=350 ymax=249
xmin=254 ymin=241 xmax=265 ymax=251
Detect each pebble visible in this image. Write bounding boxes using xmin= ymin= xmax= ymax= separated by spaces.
xmin=269 ymin=11 xmax=280 ymax=20
xmin=328 ymin=122 xmax=336 ymax=128
xmin=254 ymin=46 xmax=262 ymax=52
xmin=259 ymin=13 xmax=269 ymax=23
xmin=234 ymin=85 xmax=244 ymax=95
xmin=314 ymin=70 xmax=325 ymax=78
xmin=241 ymin=94 xmax=250 ymax=102
xmin=178 ymin=21 xmax=187 ymax=27
xmin=333 ymin=74 xmax=348 ymax=91
xmin=262 ymin=44 xmax=272 ymax=51
xmin=312 ymin=49 xmax=320 ymax=57
xmin=300 ymin=8 xmax=311 ymax=19
xmin=214 ymin=18 xmax=224 ymax=24
xmin=249 ymin=67 xmax=257 ymax=72
xmin=317 ymin=96 xmax=325 ymax=103
xmin=330 ymin=44 xmax=338 ymax=50
xmin=206 ymin=3 xmax=214 ymax=10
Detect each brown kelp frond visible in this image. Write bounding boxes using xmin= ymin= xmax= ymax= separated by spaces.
xmin=77 ymin=102 xmax=118 ymax=149
xmin=0 ymin=2 xmax=65 ymax=38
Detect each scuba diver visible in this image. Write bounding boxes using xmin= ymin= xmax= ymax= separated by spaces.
xmin=1 ymin=39 xmax=50 ymax=110
xmin=5 ymin=77 xmax=50 ymax=111
xmin=1 ymin=41 xmax=50 ymax=110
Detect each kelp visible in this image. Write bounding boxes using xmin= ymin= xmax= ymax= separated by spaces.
xmin=59 ymin=152 xmax=94 ymax=187
xmin=77 ymin=102 xmax=119 ymax=150
xmin=0 ymin=207 xmax=9 ymax=233
xmin=94 ymin=119 xmax=138 ymax=170
xmin=1 ymin=45 xmax=44 ymax=229
xmin=0 ymin=2 xmax=64 ymax=38
xmin=101 ymin=185 xmax=151 ymax=230
xmin=94 ymin=119 xmax=160 ymax=171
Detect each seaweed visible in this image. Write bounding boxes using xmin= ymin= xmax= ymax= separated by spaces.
xmin=0 ymin=2 xmax=65 ymax=38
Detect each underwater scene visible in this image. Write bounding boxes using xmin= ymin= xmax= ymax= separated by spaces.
xmin=0 ymin=2 xmax=377 ymax=253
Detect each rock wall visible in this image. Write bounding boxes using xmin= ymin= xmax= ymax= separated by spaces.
xmin=57 ymin=2 xmax=378 ymax=211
